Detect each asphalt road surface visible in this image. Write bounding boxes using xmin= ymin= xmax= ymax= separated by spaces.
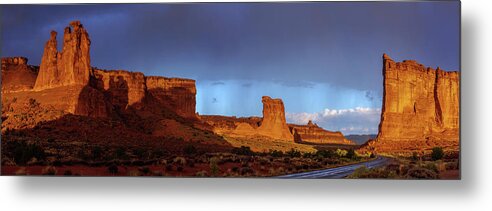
xmin=276 ymin=156 xmax=390 ymax=179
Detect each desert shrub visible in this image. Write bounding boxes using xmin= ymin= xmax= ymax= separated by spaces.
xmin=369 ymin=152 xmax=376 ymax=158
xmin=347 ymin=166 xmax=398 ymax=179
xmin=173 ymin=157 xmax=187 ymax=166
xmin=42 ymin=166 xmax=57 ymax=175
xmin=166 ymin=164 xmax=173 ymax=171
xmin=335 ymin=149 xmax=348 ymax=158
xmin=177 ymin=166 xmax=184 ymax=172
xmin=152 ymin=171 xmax=163 ymax=176
xmin=115 ymin=147 xmax=129 ymax=160
xmin=270 ymin=150 xmax=284 ymax=157
xmin=405 ymin=167 xmax=439 ymax=179
xmin=108 ymin=164 xmax=118 ymax=175
xmin=138 ymin=166 xmax=150 ymax=175
xmin=152 ymin=149 xmax=165 ymax=158
xmin=127 ymin=170 xmax=141 ymax=176
xmin=346 ymin=149 xmax=357 ymax=159
xmin=347 ymin=166 xmax=369 ymax=178
xmin=195 ymin=170 xmax=208 ymax=177
xmin=232 ymin=146 xmax=254 ymax=156
xmin=52 ymin=159 xmax=62 ymax=167
xmin=209 ymin=157 xmax=219 ymax=176
xmin=183 ymin=145 xmax=197 ymax=155
xmin=302 ymin=152 xmax=314 ymax=158
xmin=316 ymin=150 xmax=336 ymax=159
xmin=412 ymin=151 xmax=419 ymax=161
xmin=445 ymin=161 xmax=459 ymax=170
xmin=11 ymin=141 xmax=46 ymax=166
xmin=187 ymin=159 xmax=195 ymax=167
xmin=131 ymin=160 xmax=144 ymax=166
xmin=92 ymin=146 xmax=103 ymax=160
xmin=240 ymin=167 xmax=253 ymax=175
xmin=77 ymin=149 xmax=90 ymax=161
xmin=287 ymin=148 xmax=301 ymax=158
xmin=232 ymin=166 xmax=239 ymax=172
xmin=15 ymin=168 xmax=27 ymax=175
xmin=431 ymin=147 xmax=444 ymax=161
xmin=132 ymin=148 xmax=147 ymax=159
xmin=259 ymin=159 xmax=268 ymax=166
xmin=423 ymin=162 xmax=439 ymax=173
xmin=28 ymin=98 xmax=39 ymax=107
xmin=63 ymin=170 xmax=73 ymax=176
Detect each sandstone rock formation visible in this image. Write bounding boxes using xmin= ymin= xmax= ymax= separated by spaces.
xmin=146 ymin=76 xmax=197 ymax=118
xmin=1 ymin=57 xmax=39 ymax=93
xmin=200 ymin=115 xmax=261 ymax=135
xmin=34 ymin=21 xmax=92 ymax=90
xmin=92 ymin=69 xmax=146 ymax=110
xmin=289 ymin=120 xmax=354 ymax=145
xmin=363 ymin=54 xmax=460 ymax=153
xmin=256 ymin=96 xmax=294 ymax=141
xmin=2 ymin=20 xmax=197 ymax=123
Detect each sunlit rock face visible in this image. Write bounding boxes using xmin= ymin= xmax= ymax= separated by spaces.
xmin=201 ymin=96 xmax=295 ymax=141
xmin=145 ymin=76 xmax=197 ymax=119
xmin=1 ymin=57 xmax=39 ymax=93
xmin=92 ymin=69 xmax=147 ymax=111
xmin=289 ymin=120 xmax=355 ymax=145
xmin=363 ymin=54 xmax=459 ymax=153
xmin=256 ymin=96 xmax=294 ymax=141
xmin=2 ymin=21 xmax=198 ymax=120
xmin=34 ymin=21 xmax=92 ymax=90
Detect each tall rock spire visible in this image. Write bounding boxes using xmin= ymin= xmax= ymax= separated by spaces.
xmin=257 ymin=96 xmax=294 ymax=141
xmin=34 ymin=20 xmax=92 ymax=90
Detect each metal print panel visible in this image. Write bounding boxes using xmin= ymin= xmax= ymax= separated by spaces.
xmin=0 ymin=2 xmax=460 ymax=179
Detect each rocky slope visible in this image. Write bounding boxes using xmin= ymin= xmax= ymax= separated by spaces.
xmin=362 ymin=54 xmax=460 ymax=153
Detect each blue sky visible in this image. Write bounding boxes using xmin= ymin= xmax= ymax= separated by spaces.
xmin=0 ymin=2 xmax=460 ymax=134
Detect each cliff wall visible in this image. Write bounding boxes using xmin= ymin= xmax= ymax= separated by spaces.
xmin=364 ymin=54 xmax=460 ymax=153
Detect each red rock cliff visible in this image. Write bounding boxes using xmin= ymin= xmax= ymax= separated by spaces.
xmin=1 ymin=57 xmax=39 ymax=93
xmin=289 ymin=120 xmax=354 ymax=145
xmin=34 ymin=21 xmax=92 ymax=90
xmin=364 ymin=54 xmax=460 ymax=153
xmin=2 ymin=21 xmax=197 ymax=121
xmin=93 ymin=69 xmax=146 ymax=110
xmin=256 ymin=96 xmax=294 ymax=141
xmin=145 ymin=76 xmax=197 ymax=119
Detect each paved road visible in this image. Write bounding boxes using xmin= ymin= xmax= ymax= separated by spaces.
xmin=277 ymin=156 xmax=389 ymax=179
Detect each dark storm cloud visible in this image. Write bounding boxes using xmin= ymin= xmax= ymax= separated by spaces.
xmin=211 ymin=81 xmax=226 ymax=86
xmin=276 ymin=80 xmax=316 ymax=89
xmin=1 ymin=2 xmax=459 ymax=94
xmin=241 ymin=83 xmax=252 ymax=88
xmin=365 ymin=90 xmax=375 ymax=102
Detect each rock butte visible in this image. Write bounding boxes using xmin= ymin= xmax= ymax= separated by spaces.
xmin=1 ymin=21 xmax=197 ymax=133
xmin=201 ymin=96 xmax=294 ymax=141
xmin=289 ymin=120 xmax=354 ymax=145
xmin=361 ymin=54 xmax=460 ymax=154
xmin=1 ymin=57 xmax=39 ymax=93
xmin=202 ymin=97 xmax=352 ymax=144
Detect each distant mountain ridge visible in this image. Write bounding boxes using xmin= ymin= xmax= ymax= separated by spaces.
xmin=345 ymin=134 xmax=376 ymax=145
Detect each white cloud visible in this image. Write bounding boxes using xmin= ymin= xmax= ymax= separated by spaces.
xmin=286 ymin=107 xmax=381 ymax=135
